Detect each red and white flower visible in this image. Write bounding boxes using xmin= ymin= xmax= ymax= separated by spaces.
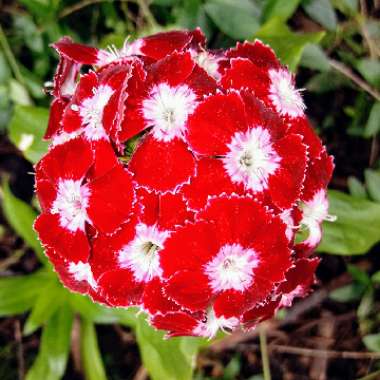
xmin=35 ymin=29 xmax=334 ymax=338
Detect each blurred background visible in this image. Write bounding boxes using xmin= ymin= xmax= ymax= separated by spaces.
xmin=0 ymin=0 xmax=380 ymax=379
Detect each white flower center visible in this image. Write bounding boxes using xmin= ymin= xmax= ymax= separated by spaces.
xmin=268 ymin=68 xmax=305 ymax=118
xmin=204 ymin=243 xmax=259 ymax=292
xmin=79 ymin=85 xmax=114 ymax=140
xmin=142 ymin=83 xmax=197 ymax=142
xmin=51 ymin=179 xmax=90 ymax=232
xmin=301 ymin=189 xmax=335 ymax=227
xmin=223 ymin=127 xmax=281 ymax=192
xmin=68 ymin=261 xmax=97 ymax=289
xmin=193 ymin=307 xmax=239 ymax=339
xmin=118 ymin=224 xmax=169 ymax=283
xmin=191 ymin=50 xmax=221 ymax=80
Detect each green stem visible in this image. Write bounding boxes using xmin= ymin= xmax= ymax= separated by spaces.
xmin=136 ymin=0 xmax=158 ymax=29
xmin=0 ymin=24 xmax=24 ymax=84
xmin=259 ymin=324 xmax=272 ymax=380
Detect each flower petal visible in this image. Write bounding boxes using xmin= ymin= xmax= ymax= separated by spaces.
xmin=187 ymin=92 xmax=247 ymax=155
xmin=129 ymin=135 xmax=195 ymax=192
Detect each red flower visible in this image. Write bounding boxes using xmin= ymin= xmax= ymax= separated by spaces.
xmin=35 ymin=29 xmax=334 ymax=338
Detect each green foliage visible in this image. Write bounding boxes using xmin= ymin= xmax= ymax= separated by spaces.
xmin=318 ymin=190 xmax=380 ymax=255
xmin=8 ymin=105 xmax=49 ymax=163
xmin=302 ymin=0 xmax=337 ymax=31
xmin=1 ymin=180 xmax=47 ymax=265
xmin=204 ymin=0 xmax=260 ymax=39
xmin=26 ymin=304 xmax=74 ymax=380
xmin=81 ymin=319 xmax=108 ymax=380
xmin=261 ymin=0 xmax=301 ymax=22
xmin=136 ymin=315 xmax=206 ymax=380
xmin=254 ymin=18 xmax=325 ymax=71
xmin=0 ymin=270 xmax=51 ymax=317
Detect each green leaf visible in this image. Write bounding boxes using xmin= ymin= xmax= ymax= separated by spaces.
xmin=302 ymin=0 xmax=337 ymax=31
xmin=363 ymin=333 xmax=380 ymax=352
xmin=69 ymin=293 xmax=137 ymax=327
xmin=81 ymin=319 xmax=107 ymax=380
xmin=357 ymin=287 xmax=374 ymax=320
xmin=347 ymin=264 xmax=371 ymax=285
xmin=136 ymin=315 xmax=206 ymax=380
xmin=364 ymin=169 xmax=380 ymax=202
xmin=223 ymin=355 xmax=241 ymax=380
xmin=371 ymin=271 xmax=380 ymax=284
xmin=306 ymin=70 xmax=348 ymax=93
xmin=24 ymin=280 xmax=64 ymax=335
xmin=254 ymin=18 xmax=325 ymax=71
xmin=0 ymin=270 xmax=50 ymax=317
xmin=317 ymin=190 xmax=380 ymax=255
xmin=262 ymin=0 xmax=301 ymax=22
xmin=356 ymin=59 xmax=380 ymax=88
xmin=300 ymin=43 xmax=330 ymax=72
xmin=26 ymin=303 xmax=73 ymax=380
xmin=1 ymin=180 xmax=47 ymax=265
xmin=329 ymin=283 xmax=366 ymax=302
xmin=331 ymin=0 xmax=358 ymax=16
xmin=9 ymin=79 xmax=32 ymax=106
xmin=8 ymin=105 xmax=49 ymax=163
xmin=364 ymin=102 xmax=380 ymax=138
xmin=204 ymin=0 xmax=260 ymax=40
xmin=347 ymin=176 xmax=367 ymax=199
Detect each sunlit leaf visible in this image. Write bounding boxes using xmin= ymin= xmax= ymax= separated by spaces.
xmin=25 ymin=303 xmax=73 ymax=380
xmin=1 ymin=180 xmax=47 ymax=265
xmin=81 ymin=319 xmax=107 ymax=380
xmin=254 ymin=18 xmax=325 ymax=71
xmin=261 ymin=0 xmax=301 ymax=21
xmin=318 ymin=190 xmax=380 ymax=255
xmin=0 ymin=270 xmax=51 ymax=317
xmin=136 ymin=315 xmax=207 ymax=380
xmin=8 ymin=105 xmax=49 ymax=163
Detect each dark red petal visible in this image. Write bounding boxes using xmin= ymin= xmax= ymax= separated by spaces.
xmin=159 ymin=192 xmax=195 ymax=228
xmin=129 ymin=135 xmax=195 ymax=192
xmin=241 ymin=91 xmax=286 ymax=139
xmin=90 ymin=218 xmax=137 ymax=279
xmin=242 ymin=298 xmax=280 ymax=329
xmin=183 ymin=158 xmax=244 ymax=210
xmin=98 ymin=269 xmax=143 ymax=307
xmin=150 ymin=312 xmax=199 ymax=337
xmin=39 ymin=137 xmax=93 ymax=182
xmin=227 ymin=40 xmax=280 ymax=69
xmin=34 ymin=213 xmax=90 ymax=262
xmin=46 ymin=249 xmax=90 ymax=294
xmin=51 ymin=43 xmax=81 ymax=98
xmin=185 ymin=64 xmax=218 ymax=97
xmin=198 ymin=196 xmax=272 ymax=247
xmin=165 ymin=270 xmax=212 ymax=312
xmin=139 ymin=30 xmax=194 ymax=60
xmin=187 ymin=92 xmax=247 ymax=155
xmin=279 ymin=258 xmax=320 ymax=296
xmin=269 ymin=134 xmax=307 ymax=209
xmin=87 ymin=165 xmax=135 ymax=234
xmin=302 ymin=149 xmax=334 ymax=201
xmin=288 ymin=117 xmax=323 ymax=160
xmin=45 ymin=98 xmax=68 ymax=140
xmin=142 ymin=278 xmax=179 ymax=315
xmin=221 ymin=58 xmax=269 ymax=99
xmin=88 ymin=139 xmax=118 ymax=179
xmin=35 ymin=179 xmax=56 ymax=212
xmin=160 ymin=221 xmax=219 ymax=278
xmin=148 ymin=51 xmax=195 ymax=86
xmin=53 ymin=37 xmax=100 ymax=65
xmin=118 ymin=60 xmax=148 ymax=142
xmin=213 ymin=290 xmax=249 ymax=319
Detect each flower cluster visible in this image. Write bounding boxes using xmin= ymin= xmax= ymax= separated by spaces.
xmin=35 ymin=29 xmax=334 ymax=338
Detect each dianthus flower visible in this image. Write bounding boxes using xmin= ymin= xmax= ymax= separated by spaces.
xmin=34 ymin=29 xmax=334 ymax=338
